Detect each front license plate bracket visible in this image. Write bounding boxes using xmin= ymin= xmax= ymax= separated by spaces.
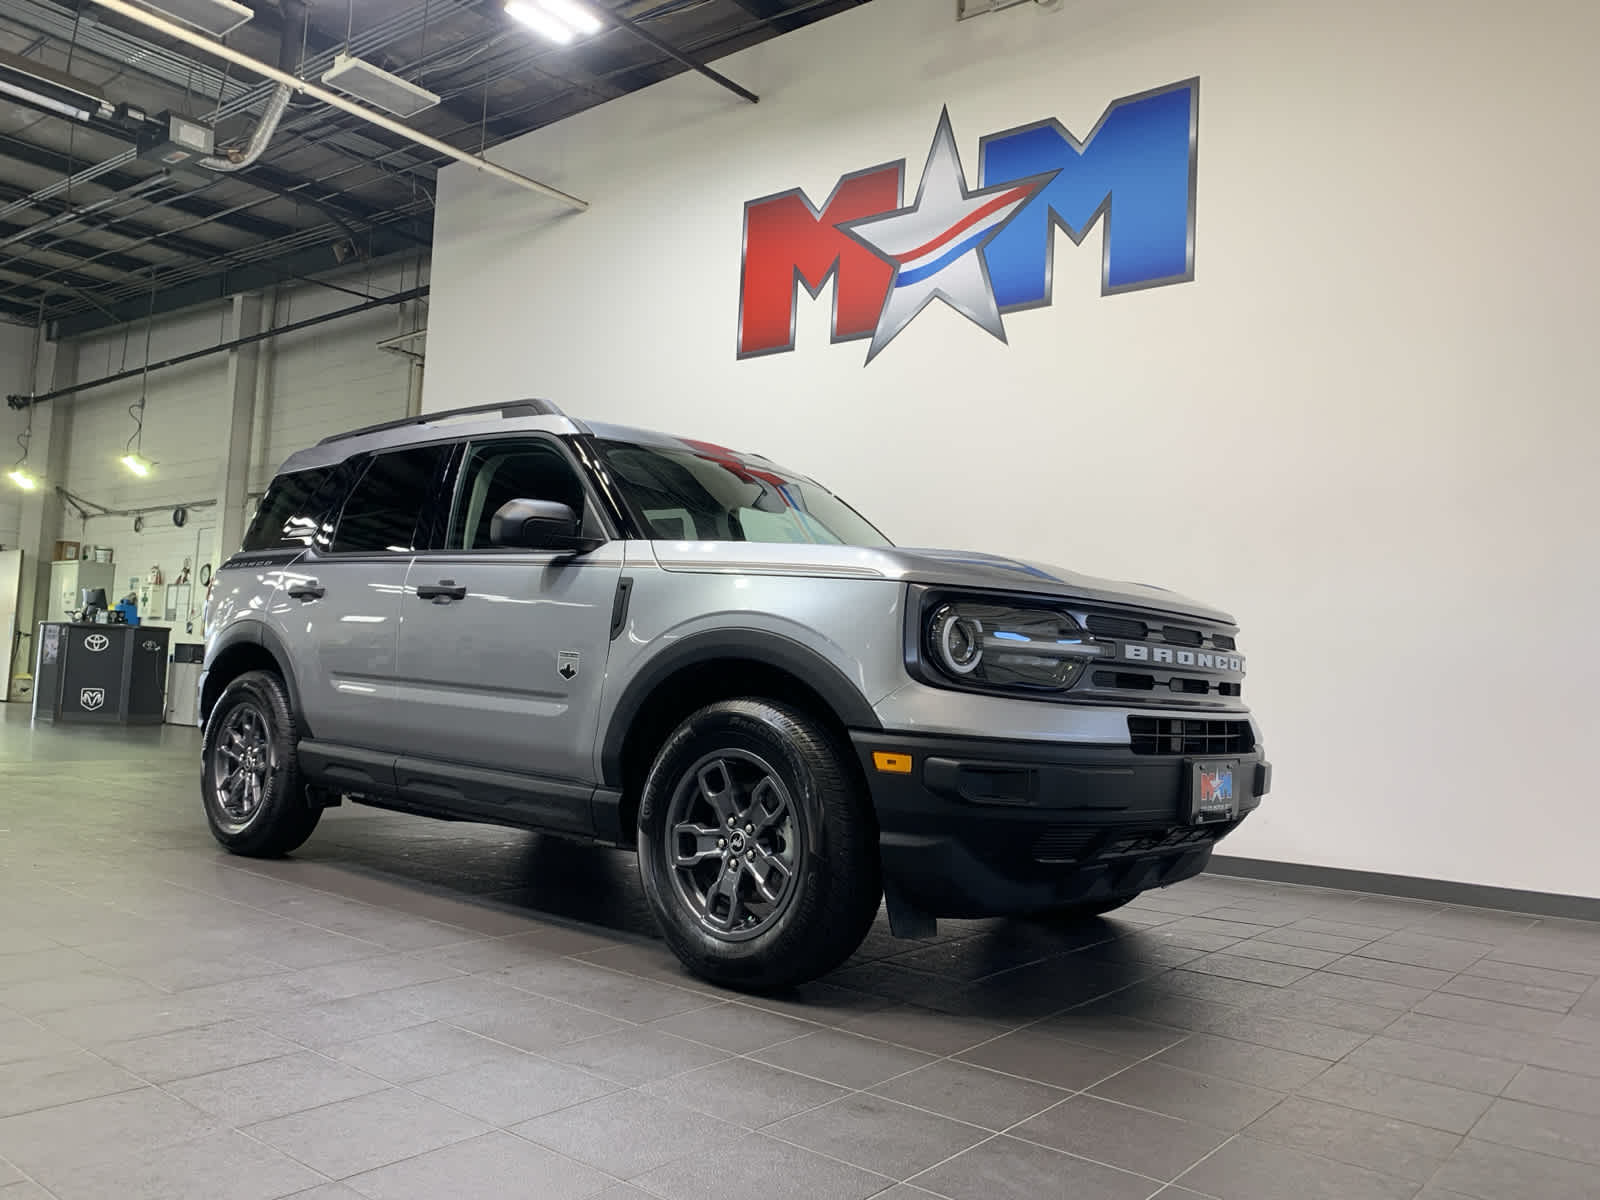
xmin=1188 ymin=759 xmax=1240 ymax=824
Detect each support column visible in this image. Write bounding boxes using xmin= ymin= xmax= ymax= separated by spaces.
xmin=13 ymin=334 xmax=77 ymax=682
xmin=216 ymin=293 xmax=264 ymax=558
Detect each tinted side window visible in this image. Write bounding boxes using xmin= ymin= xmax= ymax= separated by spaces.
xmin=242 ymin=468 xmax=333 ymax=552
xmin=331 ymin=445 xmax=449 ymax=554
xmin=446 ymin=438 xmax=591 ymax=551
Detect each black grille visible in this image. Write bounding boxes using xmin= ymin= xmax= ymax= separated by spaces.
xmin=1087 ymin=614 xmax=1147 ymax=639
xmin=1033 ymin=821 xmax=1233 ymax=863
xmin=1128 ymin=716 xmax=1255 ymax=756
xmin=1212 ymin=634 xmax=1236 ymax=651
xmin=1093 ymin=670 xmax=1156 ymax=691
xmin=1161 ymin=625 xmax=1203 ymax=647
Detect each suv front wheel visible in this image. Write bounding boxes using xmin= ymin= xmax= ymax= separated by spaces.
xmin=637 ymin=699 xmax=881 ymax=991
xmin=201 ymin=670 xmax=321 ymax=857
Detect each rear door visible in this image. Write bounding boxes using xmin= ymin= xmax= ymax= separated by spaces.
xmin=392 ymin=434 xmax=622 ymax=834
xmin=290 ymin=443 xmax=451 ymax=756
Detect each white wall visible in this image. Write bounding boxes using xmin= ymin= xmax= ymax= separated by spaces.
xmin=0 ymin=320 xmax=34 ymax=549
xmin=43 ymin=263 xmax=423 ymax=632
xmin=425 ymin=0 xmax=1600 ymax=898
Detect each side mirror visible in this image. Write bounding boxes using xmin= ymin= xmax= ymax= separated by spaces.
xmin=489 ymin=499 xmax=599 ymax=554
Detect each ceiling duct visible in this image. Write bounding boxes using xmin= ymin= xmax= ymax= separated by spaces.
xmin=198 ymin=0 xmax=305 ymax=174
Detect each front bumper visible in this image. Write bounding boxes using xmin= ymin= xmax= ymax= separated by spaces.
xmin=851 ymin=729 xmax=1269 ymax=917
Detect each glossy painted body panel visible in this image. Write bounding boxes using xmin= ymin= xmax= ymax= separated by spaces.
xmin=395 ymin=543 xmax=623 ymax=781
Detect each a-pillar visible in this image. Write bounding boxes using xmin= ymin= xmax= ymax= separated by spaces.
xmin=12 ymin=333 xmax=77 ymax=681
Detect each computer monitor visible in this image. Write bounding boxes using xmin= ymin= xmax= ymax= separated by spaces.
xmin=81 ymin=587 xmax=107 ymax=614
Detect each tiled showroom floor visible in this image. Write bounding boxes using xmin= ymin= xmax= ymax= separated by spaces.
xmin=2 ymin=709 xmax=1599 ymax=1200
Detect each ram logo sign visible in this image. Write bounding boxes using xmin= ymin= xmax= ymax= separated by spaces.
xmin=737 ymin=79 xmax=1198 ymax=363
xmin=79 ymin=688 xmax=106 ymax=711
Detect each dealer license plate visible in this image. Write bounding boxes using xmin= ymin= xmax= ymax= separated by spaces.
xmin=1190 ymin=760 xmax=1239 ymax=824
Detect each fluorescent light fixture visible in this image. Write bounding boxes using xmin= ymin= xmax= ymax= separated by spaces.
xmin=505 ymin=2 xmax=576 ymax=44
xmin=120 ymin=453 xmax=152 ymax=477
xmin=321 ymin=54 xmax=441 ymax=118
xmin=134 ymin=0 xmax=254 ymax=39
xmin=539 ymin=0 xmax=603 ymax=36
xmin=0 ymin=48 xmax=109 ymax=123
xmin=6 ymin=468 xmax=37 ymax=490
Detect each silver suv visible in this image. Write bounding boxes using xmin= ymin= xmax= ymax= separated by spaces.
xmin=201 ymin=400 xmax=1269 ymax=990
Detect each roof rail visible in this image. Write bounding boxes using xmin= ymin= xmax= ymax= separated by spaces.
xmin=317 ymin=399 xmax=566 ymax=445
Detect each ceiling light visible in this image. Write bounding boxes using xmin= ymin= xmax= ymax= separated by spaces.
xmin=134 ymin=0 xmax=254 ymax=39
xmin=6 ymin=468 xmax=37 ymax=491
xmin=321 ymin=55 xmax=441 ymax=118
xmin=505 ymin=2 xmax=576 ymax=44
xmin=120 ymin=453 xmax=152 ymax=477
xmin=539 ymin=0 xmax=603 ymax=36
xmin=0 ymin=48 xmax=109 ymax=123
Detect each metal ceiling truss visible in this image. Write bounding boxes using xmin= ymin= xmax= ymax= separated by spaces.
xmin=0 ymin=0 xmax=863 ymax=336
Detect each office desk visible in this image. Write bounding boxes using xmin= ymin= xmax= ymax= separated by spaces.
xmin=33 ymin=622 xmax=169 ymax=725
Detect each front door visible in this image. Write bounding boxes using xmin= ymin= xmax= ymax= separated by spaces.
xmin=393 ymin=435 xmax=621 ymax=834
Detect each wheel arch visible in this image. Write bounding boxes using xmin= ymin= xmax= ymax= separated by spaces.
xmin=200 ymin=623 xmax=306 ymax=733
xmin=599 ymin=630 xmax=881 ymax=843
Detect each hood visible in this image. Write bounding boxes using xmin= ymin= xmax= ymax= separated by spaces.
xmin=873 ymin=548 xmax=1235 ymax=625
xmin=651 ymin=542 xmax=1234 ymax=625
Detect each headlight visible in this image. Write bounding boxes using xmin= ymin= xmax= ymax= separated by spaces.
xmin=925 ymin=601 xmax=1107 ymax=691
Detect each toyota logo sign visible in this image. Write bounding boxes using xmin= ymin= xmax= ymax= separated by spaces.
xmin=84 ymin=633 xmax=110 ymax=652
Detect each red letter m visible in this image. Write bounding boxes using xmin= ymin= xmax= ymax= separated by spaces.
xmin=737 ymin=164 xmax=902 ymax=359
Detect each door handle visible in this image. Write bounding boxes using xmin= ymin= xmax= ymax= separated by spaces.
xmin=286 ymin=580 xmax=324 ymax=601
xmin=416 ymin=580 xmax=467 ymax=602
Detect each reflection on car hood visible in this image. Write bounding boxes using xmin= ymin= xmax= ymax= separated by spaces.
xmin=650 ymin=542 xmax=1234 ymax=625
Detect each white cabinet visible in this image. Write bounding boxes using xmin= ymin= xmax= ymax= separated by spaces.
xmin=47 ymin=560 xmax=118 ymax=623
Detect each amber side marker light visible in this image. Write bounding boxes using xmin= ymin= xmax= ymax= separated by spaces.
xmin=872 ymin=752 xmax=913 ymax=774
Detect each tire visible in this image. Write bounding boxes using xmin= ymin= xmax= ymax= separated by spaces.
xmin=637 ymin=699 xmax=881 ymax=991
xmin=201 ymin=670 xmax=321 ymax=857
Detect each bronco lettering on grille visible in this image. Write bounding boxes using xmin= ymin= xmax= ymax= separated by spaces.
xmin=1122 ymin=643 xmax=1245 ymax=673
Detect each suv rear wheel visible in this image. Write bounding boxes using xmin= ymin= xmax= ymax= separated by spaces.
xmin=201 ymin=670 xmax=321 ymax=857
xmin=637 ymin=699 xmax=880 ymax=991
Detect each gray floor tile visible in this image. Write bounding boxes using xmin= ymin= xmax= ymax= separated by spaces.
xmin=1343 ymin=1035 xmax=1519 ymax=1094
xmin=649 ymin=1002 xmax=815 ymax=1053
xmin=0 ymin=968 xmax=161 ymax=1017
xmin=0 ymin=1017 xmax=77 ymax=1067
xmin=1249 ymin=987 xmax=1405 ymax=1034
xmin=910 ymin=1134 xmax=1153 ymax=1200
xmin=1502 ymin=1064 xmax=1600 ymax=1116
xmin=1260 ymin=926 xmax=1373 ymax=954
xmin=1248 ymin=1095 xmax=1460 ymax=1183
xmin=1089 ymin=1061 xmax=1283 ymax=1131
xmin=494 ymin=960 xmax=715 ymax=1023
xmin=1322 ymin=954 xmax=1455 ymax=992
xmin=832 ymin=1005 xmax=1006 ymax=1056
xmin=39 ymin=994 xmax=232 ymax=1046
xmin=292 ymin=956 xmax=464 ymax=1002
xmin=166 ymin=1050 xmax=387 ymax=1124
xmin=1180 ymin=952 xmax=1315 ymax=987
xmin=97 ymin=1020 xmax=303 ymax=1083
xmin=410 ymin=1053 xmax=618 ymax=1126
xmin=1189 ymin=1008 xmax=1371 ymax=1060
xmin=766 ymin=1093 xmax=987 ymax=1178
xmin=1152 ymin=969 xmax=1286 ymax=1008
xmin=1300 ymin=1064 xmax=1493 ymax=1134
xmin=513 ymin=1089 xmax=737 ymax=1177
xmin=633 ymin=1132 xmax=888 ymax=1200
xmin=1152 ymin=1033 xmax=1329 ymax=1091
xmin=0 ymin=1159 xmax=17 ymax=1186
xmin=1012 ymin=1093 xmax=1228 ymax=1181
xmin=1218 ymin=938 xmax=1343 ymax=970
xmin=344 ymin=1130 xmax=611 ymax=1200
xmin=326 ymin=1020 xmax=523 ymax=1084
xmin=243 ymin=1088 xmax=489 ymax=1179
xmin=1428 ymin=1138 xmax=1600 ymax=1200
xmin=955 ymin=1027 xmax=1133 ymax=1090
xmin=871 ymin=1059 xmax=1067 ymax=1130
xmin=451 ymin=997 xmax=629 ymax=1055
xmin=1295 ymin=970 xmax=1432 ymax=1011
xmin=0 ymin=1087 xmax=223 ymax=1173
xmin=367 ymin=973 xmax=537 ymax=1019
xmin=1038 ymin=1012 xmax=1189 ymax=1058
xmin=753 ymin=1030 xmax=934 ymax=1090
xmin=545 ymin=1027 xmax=728 ymax=1085
xmin=644 ymin=1057 xmax=846 ymax=1128
xmin=261 ymin=992 xmax=432 ymax=1050
xmin=1413 ymin=992 xmax=1565 ymax=1034
xmin=0 ymin=1051 xmax=143 ymax=1118
xmin=1553 ymin=1013 xmax=1600 ymax=1045
xmin=30 ymin=1129 xmax=322 ymax=1200
xmin=1439 ymin=973 xmax=1580 ymax=1013
xmin=1178 ymin=1134 xmax=1417 ymax=1200
xmin=1355 ymin=936 xmax=1488 ymax=974
xmin=1463 ymin=958 xmax=1595 ymax=995
xmin=1471 ymin=1096 xmax=1600 ymax=1166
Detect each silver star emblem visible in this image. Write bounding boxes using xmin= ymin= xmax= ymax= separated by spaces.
xmin=842 ymin=108 xmax=1049 ymax=363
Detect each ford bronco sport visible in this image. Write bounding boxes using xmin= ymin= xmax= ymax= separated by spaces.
xmin=201 ymin=399 xmax=1269 ymax=990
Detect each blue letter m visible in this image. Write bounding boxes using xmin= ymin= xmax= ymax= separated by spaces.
xmin=978 ymin=79 xmax=1197 ymax=309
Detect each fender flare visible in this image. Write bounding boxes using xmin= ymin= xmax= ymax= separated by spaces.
xmin=598 ymin=628 xmax=881 ymax=787
xmin=201 ymin=621 xmax=308 ymax=733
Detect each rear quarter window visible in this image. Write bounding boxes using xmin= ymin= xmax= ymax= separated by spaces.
xmin=242 ymin=468 xmax=336 ymax=552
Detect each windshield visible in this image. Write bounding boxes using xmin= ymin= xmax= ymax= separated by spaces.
xmin=596 ymin=438 xmax=891 ymax=547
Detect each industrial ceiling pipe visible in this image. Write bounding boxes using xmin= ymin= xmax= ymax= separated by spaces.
xmin=85 ymin=0 xmax=588 ymax=210
xmin=198 ymin=0 xmax=306 ymax=173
